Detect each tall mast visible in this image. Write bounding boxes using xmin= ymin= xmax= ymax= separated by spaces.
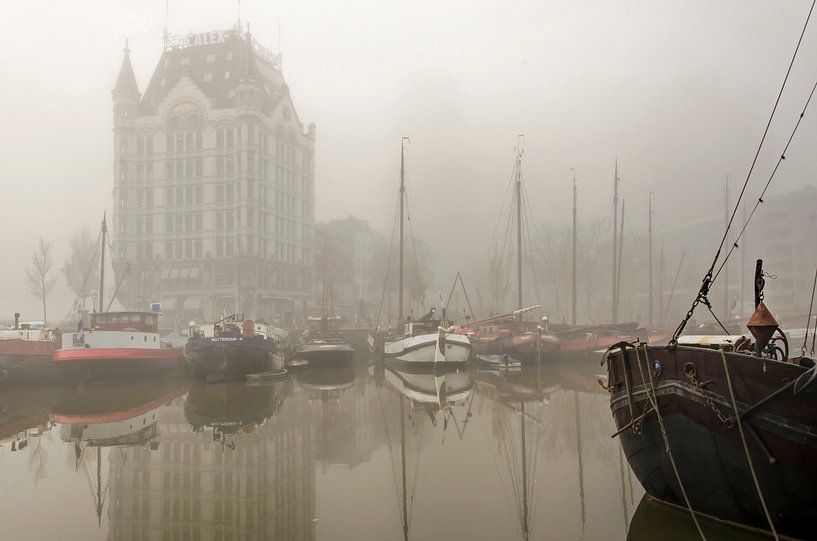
xmin=648 ymin=192 xmax=654 ymax=328
xmin=658 ymin=242 xmax=665 ymax=328
xmin=398 ymin=138 xmax=409 ymax=322
xmin=571 ymin=169 xmax=577 ymax=326
xmin=740 ymin=192 xmax=747 ymax=318
xmin=616 ymin=199 xmax=625 ymax=323
xmin=99 ymin=212 xmax=107 ymax=313
xmin=612 ymin=159 xmax=619 ymax=324
xmin=516 ymin=135 xmax=524 ymax=313
xmin=723 ymin=175 xmax=730 ymax=320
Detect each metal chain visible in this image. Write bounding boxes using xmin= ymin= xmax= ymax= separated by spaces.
xmin=670 ymin=273 xmax=712 ymax=346
xmin=686 ymin=366 xmax=734 ymax=428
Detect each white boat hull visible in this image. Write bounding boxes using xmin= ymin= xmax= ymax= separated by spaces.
xmin=383 ymin=332 xmax=471 ymax=364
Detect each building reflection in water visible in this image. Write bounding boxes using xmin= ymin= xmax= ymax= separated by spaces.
xmin=4 ymin=355 xmax=757 ymax=540
xmin=98 ymin=378 xmax=315 ymax=541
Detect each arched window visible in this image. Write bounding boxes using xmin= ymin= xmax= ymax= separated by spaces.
xmin=166 ymin=103 xmax=204 ymax=162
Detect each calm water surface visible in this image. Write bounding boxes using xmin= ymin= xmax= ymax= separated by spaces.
xmin=0 ymin=351 xmax=760 ymax=540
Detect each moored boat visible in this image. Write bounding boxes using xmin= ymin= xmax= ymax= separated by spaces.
xmin=293 ymin=316 xmax=355 ymax=364
xmin=53 ymin=214 xmax=184 ymax=383
xmin=458 ymin=307 xmax=560 ymax=363
xmin=0 ymin=315 xmax=58 ymax=385
xmin=373 ymin=310 xmax=472 ymax=369
xmin=185 ymin=315 xmax=283 ymax=382
xmin=549 ymin=321 xmax=650 ymax=360
xmin=476 ymin=353 xmax=522 ymax=369
xmin=606 ymin=337 xmax=816 ymax=540
xmin=368 ymin=139 xmax=471 ymax=368
xmin=607 ymin=257 xmax=817 ymax=539
xmin=54 ymin=310 xmax=184 ymax=383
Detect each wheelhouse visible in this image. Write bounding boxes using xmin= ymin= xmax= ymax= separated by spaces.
xmin=91 ymin=312 xmax=159 ymax=333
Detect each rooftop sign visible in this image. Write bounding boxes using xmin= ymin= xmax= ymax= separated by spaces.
xmin=164 ymin=25 xmax=281 ymax=68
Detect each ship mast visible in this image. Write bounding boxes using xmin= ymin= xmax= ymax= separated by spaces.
xmin=571 ymin=170 xmax=577 ymax=325
xmin=723 ymin=175 xmax=730 ymax=320
xmin=648 ymin=192 xmax=654 ymax=328
xmin=516 ymin=135 xmax=524 ymax=313
xmin=99 ymin=212 xmax=107 ymax=313
xmin=398 ymin=138 xmax=409 ymax=322
xmin=612 ymin=159 xmax=619 ymax=324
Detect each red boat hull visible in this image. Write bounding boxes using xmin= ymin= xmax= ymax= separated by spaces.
xmin=52 ymin=347 xmax=184 ymax=383
xmin=0 ymin=338 xmax=54 ymax=357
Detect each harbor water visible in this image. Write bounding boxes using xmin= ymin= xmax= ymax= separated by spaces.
xmin=0 ymin=347 xmax=766 ymax=540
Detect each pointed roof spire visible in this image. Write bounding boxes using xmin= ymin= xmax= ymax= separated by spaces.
xmin=113 ymin=41 xmax=139 ymax=97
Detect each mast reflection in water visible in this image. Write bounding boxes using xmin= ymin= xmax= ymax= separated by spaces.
xmin=5 ymin=355 xmax=761 ymax=540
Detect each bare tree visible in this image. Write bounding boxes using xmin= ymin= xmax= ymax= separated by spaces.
xmin=26 ymin=237 xmax=57 ymax=325
xmin=61 ymin=227 xmax=99 ymax=310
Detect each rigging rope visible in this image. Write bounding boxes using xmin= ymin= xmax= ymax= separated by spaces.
xmin=711 ymin=0 xmax=815 ymax=271
xmin=633 ymin=345 xmax=707 ymax=540
xmin=720 ymin=350 xmax=780 ymax=540
xmin=712 ymin=76 xmax=817 ymax=284
xmin=375 ymin=194 xmax=402 ymax=329
xmin=801 ymin=266 xmax=817 ymax=355
xmin=672 ymin=0 xmax=816 ymax=342
xmin=521 ymin=185 xmax=545 ymax=309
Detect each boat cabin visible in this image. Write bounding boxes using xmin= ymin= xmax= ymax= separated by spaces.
xmin=307 ymin=316 xmax=342 ymax=333
xmin=403 ymin=319 xmax=442 ymax=337
xmin=91 ymin=312 xmax=159 ymax=334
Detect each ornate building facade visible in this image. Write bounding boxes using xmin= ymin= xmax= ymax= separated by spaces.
xmin=112 ymin=26 xmax=315 ymax=327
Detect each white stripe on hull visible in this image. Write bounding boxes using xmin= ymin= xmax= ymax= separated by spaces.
xmin=384 ymin=332 xmax=471 ymax=364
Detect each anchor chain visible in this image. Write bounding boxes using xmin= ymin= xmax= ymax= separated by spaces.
xmin=670 ymin=272 xmax=713 ymax=347
xmin=685 ymin=364 xmax=734 ymax=428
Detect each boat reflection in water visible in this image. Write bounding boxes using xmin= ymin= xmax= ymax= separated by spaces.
xmin=476 ymin=364 xmax=642 ymax=540
xmin=293 ymin=362 xmax=356 ymax=394
xmin=54 ymin=378 xmax=188 ymax=444
xmin=184 ymin=380 xmax=291 ymax=445
xmin=54 ymin=378 xmax=188 ymax=526
xmin=0 ymin=386 xmax=62 ymax=453
xmin=0 ymin=345 xmax=653 ymax=540
xmin=627 ymin=494 xmax=771 ymax=541
xmin=376 ymin=363 xmax=474 ymax=541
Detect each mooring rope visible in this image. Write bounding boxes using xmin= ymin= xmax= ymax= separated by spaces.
xmin=719 ymin=350 xmax=780 ymax=540
xmin=634 ymin=344 xmax=707 ymax=540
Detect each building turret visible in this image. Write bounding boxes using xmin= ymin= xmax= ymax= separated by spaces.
xmin=111 ymin=43 xmax=141 ymax=299
xmin=112 ymin=42 xmax=140 ymax=126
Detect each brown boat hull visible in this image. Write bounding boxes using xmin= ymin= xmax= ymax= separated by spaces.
xmin=607 ymin=344 xmax=817 ymax=539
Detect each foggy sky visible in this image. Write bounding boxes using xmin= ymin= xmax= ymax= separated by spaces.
xmin=3 ymin=0 xmax=817 ymax=320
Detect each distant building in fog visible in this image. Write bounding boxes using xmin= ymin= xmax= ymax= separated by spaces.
xmin=313 ymin=216 xmax=378 ymax=322
xmin=111 ymin=25 xmax=315 ymax=327
xmin=657 ymin=185 xmax=817 ymax=321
